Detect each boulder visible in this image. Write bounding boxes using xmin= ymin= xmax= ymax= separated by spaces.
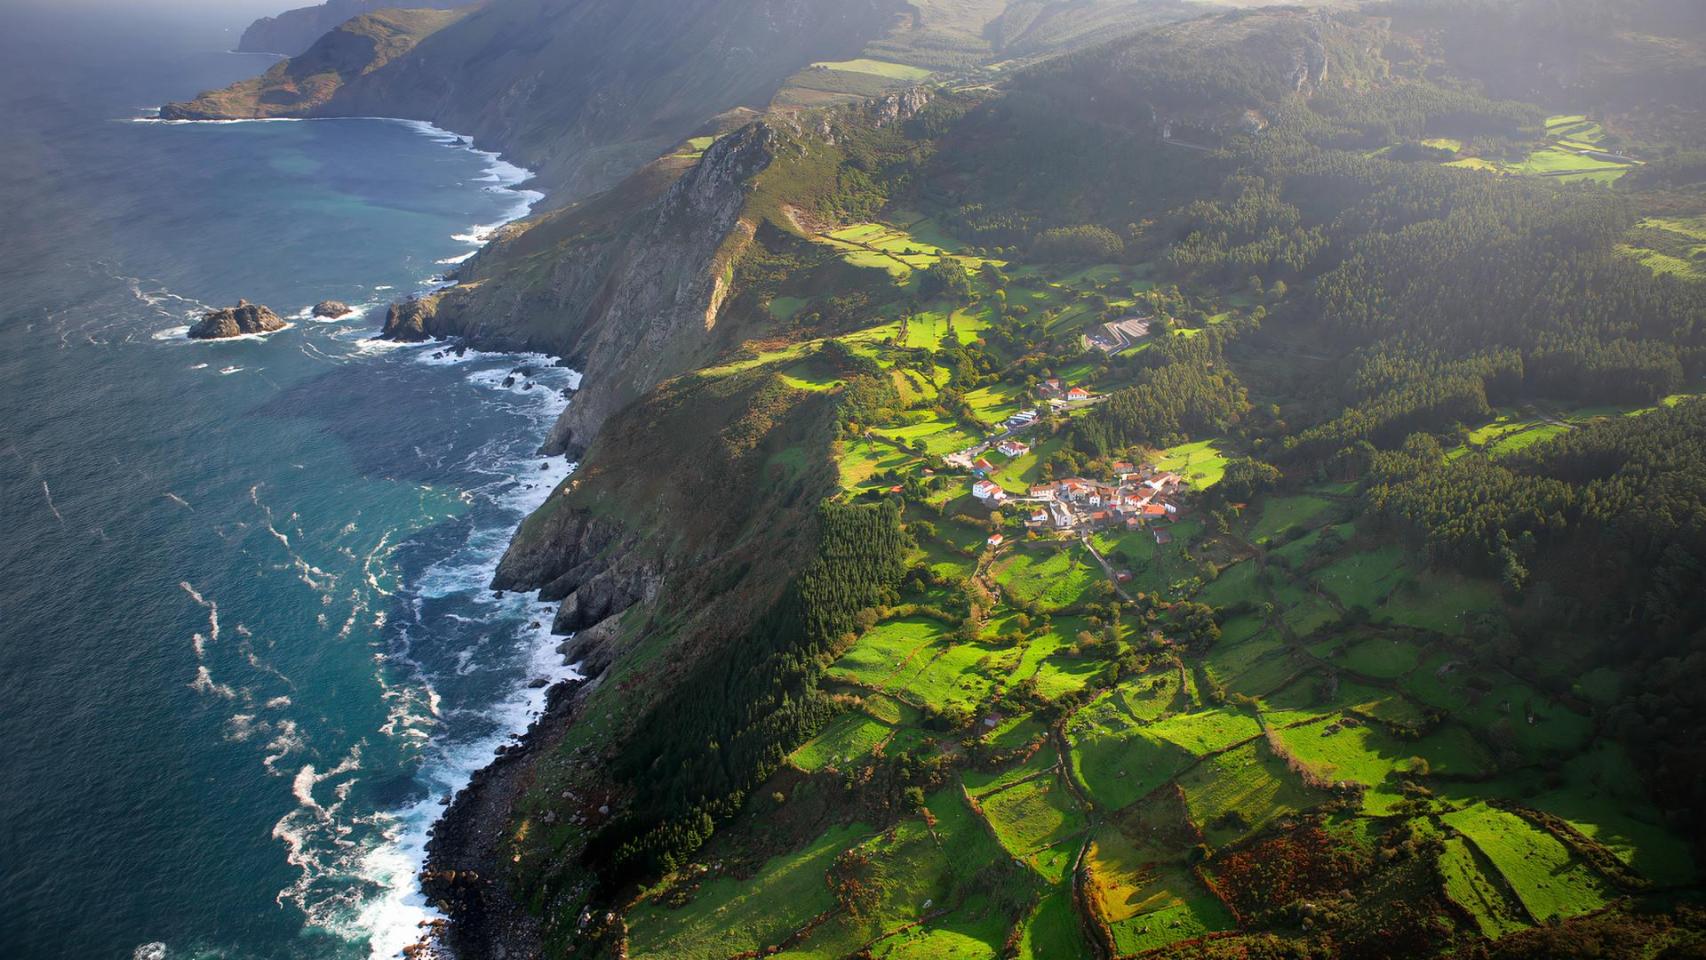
xmin=312 ymin=300 xmax=353 ymax=319
xmin=187 ymin=300 xmax=287 ymax=340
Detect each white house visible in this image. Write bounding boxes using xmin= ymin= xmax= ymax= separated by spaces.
xmin=972 ymin=479 xmax=1007 ymax=503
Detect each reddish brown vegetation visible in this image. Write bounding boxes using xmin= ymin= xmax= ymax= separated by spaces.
xmin=1208 ymin=825 xmax=1370 ymax=919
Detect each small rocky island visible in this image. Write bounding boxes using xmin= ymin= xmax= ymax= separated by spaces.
xmin=312 ymin=300 xmax=353 ymax=319
xmin=187 ymin=300 xmax=287 ymax=340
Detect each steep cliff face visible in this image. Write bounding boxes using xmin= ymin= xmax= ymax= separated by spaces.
xmin=422 ymin=364 xmax=839 ymax=959
xmin=238 ymin=0 xmax=476 ymax=57
xmin=383 ymin=121 xmax=783 ymax=456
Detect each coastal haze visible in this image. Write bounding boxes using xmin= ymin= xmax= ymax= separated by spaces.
xmin=0 ymin=2 xmax=578 ymax=958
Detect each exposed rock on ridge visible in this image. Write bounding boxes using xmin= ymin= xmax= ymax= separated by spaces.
xmin=381 ymin=122 xmax=783 ymax=457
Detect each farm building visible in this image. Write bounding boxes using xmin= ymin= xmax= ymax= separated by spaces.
xmin=1081 ymin=314 xmax=1153 ymax=354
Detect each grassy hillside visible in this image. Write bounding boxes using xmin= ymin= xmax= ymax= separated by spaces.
xmin=398 ymin=3 xmax=1706 ymax=958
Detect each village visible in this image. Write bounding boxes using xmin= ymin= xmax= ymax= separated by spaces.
xmin=971 ymin=458 xmax=1186 ymax=547
xmin=949 ymin=376 xmax=1189 ymax=554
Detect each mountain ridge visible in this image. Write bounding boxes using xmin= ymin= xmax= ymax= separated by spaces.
xmin=237 ymin=0 xmax=476 ymax=56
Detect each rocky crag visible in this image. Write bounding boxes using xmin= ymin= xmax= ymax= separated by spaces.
xmin=187 ymin=300 xmax=287 ymax=339
xmin=381 ymin=121 xmax=786 ymax=456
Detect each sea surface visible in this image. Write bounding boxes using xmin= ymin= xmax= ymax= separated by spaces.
xmin=0 ymin=7 xmax=579 ymax=959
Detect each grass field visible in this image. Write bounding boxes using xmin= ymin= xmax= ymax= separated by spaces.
xmin=828 ymin=617 xmax=944 ymax=691
xmin=1018 ymin=889 xmax=1086 ymax=960
xmin=1196 ymin=557 xmax=1261 ymax=608
xmin=1403 ymin=654 xmax=1591 ymax=756
xmin=627 ymin=820 xmax=872 ymax=959
xmin=982 ymin=774 xmax=1086 ymax=882
xmin=1069 ymin=726 xmax=1196 ymax=813
xmin=1088 ymin=826 xmax=1234 ymax=953
xmin=810 ymin=58 xmax=934 ymax=80
xmin=885 ymin=632 xmax=1004 ymax=712
xmin=1441 ymin=114 xmax=1634 ymax=184
xmin=1205 ymin=631 xmax=1287 ymax=689
xmin=1375 ymin=570 xmax=1500 ymax=635
xmin=993 ymin=546 xmax=1102 ymax=612
xmin=790 ymin=710 xmax=893 ymax=772
xmin=1269 ymin=716 xmax=1414 ymax=811
xmin=1113 ymin=670 xmax=1186 ymax=722
xmin=1155 ymin=439 xmax=1232 ymax=489
xmin=1330 ymin=633 xmax=1424 ymax=679
xmin=1179 ymin=742 xmax=1320 ymax=847
xmin=1442 ymin=803 xmax=1615 ymax=923
xmin=1439 ymin=836 xmax=1531 ymax=939
xmin=1249 ymin=494 xmax=1336 ymax=543
xmin=870 ymin=419 xmax=981 ymax=457
xmin=1147 ymin=709 xmax=1262 ymax=756
xmin=838 ymin=438 xmax=920 ymax=491
xmin=1622 ymin=215 xmax=1706 ymax=281
xmin=1314 ymin=546 xmax=1407 ymax=612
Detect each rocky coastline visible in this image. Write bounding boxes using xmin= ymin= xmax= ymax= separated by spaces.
xmin=419 ymin=677 xmax=586 ymax=960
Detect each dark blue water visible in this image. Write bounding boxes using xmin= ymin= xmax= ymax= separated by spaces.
xmin=0 ymin=7 xmax=579 ymax=959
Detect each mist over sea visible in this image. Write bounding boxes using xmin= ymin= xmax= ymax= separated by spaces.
xmin=0 ymin=7 xmax=578 ymax=958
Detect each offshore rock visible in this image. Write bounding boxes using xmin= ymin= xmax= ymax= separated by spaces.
xmin=187 ymin=300 xmax=286 ymax=340
xmin=312 ymin=300 xmax=353 ymax=319
xmin=379 ymin=295 xmax=439 ymax=342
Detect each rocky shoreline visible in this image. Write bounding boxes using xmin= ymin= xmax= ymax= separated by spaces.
xmin=419 ymin=676 xmax=588 ymax=960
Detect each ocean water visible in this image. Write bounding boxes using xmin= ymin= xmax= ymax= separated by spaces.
xmin=0 ymin=7 xmax=579 ymax=959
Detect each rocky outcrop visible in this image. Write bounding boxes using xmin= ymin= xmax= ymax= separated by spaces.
xmin=378 ymin=295 xmax=439 ymax=342
xmin=311 ymin=300 xmax=352 ymax=319
xmin=551 ymin=564 xmax=659 ymax=635
xmin=187 ymin=300 xmax=287 ymax=339
xmin=558 ymin=610 xmax=630 ymax=677
xmin=238 ymin=0 xmax=474 ymax=57
xmin=538 ymin=123 xmax=778 ymax=456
